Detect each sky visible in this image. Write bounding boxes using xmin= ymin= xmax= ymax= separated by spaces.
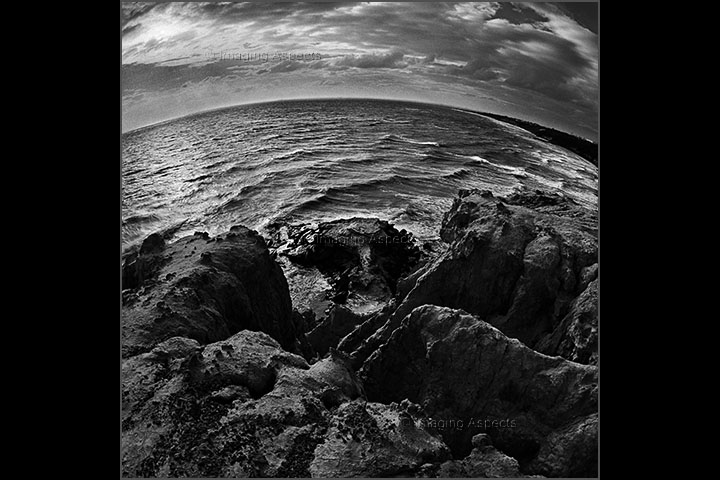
xmin=121 ymin=2 xmax=599 ymax=141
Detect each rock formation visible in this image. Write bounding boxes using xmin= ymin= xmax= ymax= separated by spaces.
xmin=121 ymin=188 xmax=599 ymax=477
xmin=121 ymin=331 xmax=451 ymax=477
xmin=121 ymin=226 xmax=298 ymax=357
xmin=359 ymin=305 xmax=598 ymax=477
xmin=345 ymin=188 xmax=598 ymax=367
xmin=275 ymin=217 xmax=422 ymax=316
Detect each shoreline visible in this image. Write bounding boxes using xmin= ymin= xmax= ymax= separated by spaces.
xmin=121 ymin=187 xmax=598 ymax=477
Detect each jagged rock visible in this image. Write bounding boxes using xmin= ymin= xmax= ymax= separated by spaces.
xmin=437 ymin=433 xmax=522 ymax=478
xmin=309 ymin=400 xmax=451 ymax=477
xmin=336 ymin=301 xmax=395 ymax=370
xmin=529 ymin=413 xmax=598 ymax=477
xmin=306 ymin=304 xmax=369 ymax=358
xmin=288 ymin=309 xmax=317 ymax=362
xmin=350 ymin=188 xmax=598 ymax=366
xmin=121 ymin=226 xmax=296 ymax=357
xmin=121 ymin=233 xmax=169 ymax=290
xmin=279 ymin=217 xmax=422 ymax=315
xmin=536 ymin=277 xmax=598 ymax=364
xmin=121 ymin=330 xmax=450 ymax=478
xmin=359 ymin=305 xmax=598 ymax=476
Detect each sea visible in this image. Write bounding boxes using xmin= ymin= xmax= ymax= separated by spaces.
xmin=121 ymin=98 xmax=598 ymax=251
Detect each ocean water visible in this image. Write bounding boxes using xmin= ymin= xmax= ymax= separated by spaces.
xmin=122 ymin=99 xmax=598 ymax=250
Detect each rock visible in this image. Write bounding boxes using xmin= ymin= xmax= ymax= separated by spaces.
xmin=306 ymin=304 xmax=369 ymax=358
xmin=121 ymin=330 xmax=449 ymax=478
xmin=472 ymin=433 xmax=492 ymax=448
xmin=336 ymin=299 xmax=395 ymax=369
xmin=279 ymin=217 xmax=422 ymax=316
xmin=528 ymin=413 xmax=598 ymax=477
xmin=121 ymin=226 xmax=297 ymax=357
xmin=309 ymin=400 xmax=451 ymax=477
xmin=359 ymin=305 xmax=598 ymax=476
xmin=122 ymin=331 xmax=308 ymax=477
xmin=287 ymin=309 xmax=317 ymax=362
xmin=536 ymin=278 xmax=598 ymax=364
xmin=437 ymin=434 xmax=522 ymax=478
xmin=121 ymin=234 xmax=169 ymax=290
xmin=353 ymin=188 xmax=598 ymax=366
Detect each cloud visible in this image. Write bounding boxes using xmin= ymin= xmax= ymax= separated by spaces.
xmin=489 ymin=3 xmax=549 ymax=28
xmin=121 ymin=2 xmax=599 ymax=138
xmin=122 ymin=23 xmax=140 ymax=36
xmin=257 ymin=59 xmax=305 ymax=75
xmin=120 ymin=3 xmax=157 ymax=29
xmin=334 ymin=50 xmax=406 ymax=69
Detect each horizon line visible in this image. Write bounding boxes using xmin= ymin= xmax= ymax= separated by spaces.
xmin=121 ymin=96 xmax=597 ymax=143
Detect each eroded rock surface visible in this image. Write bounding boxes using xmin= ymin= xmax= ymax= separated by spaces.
xmin=121 ymin=187 xmax=599 ymax=477
xmin=346 ymin=188 xmax=598 ymax=367
xmin=275 ymin=217 xmax=422 ymax=316
xmin=121 ymin=227 xmax=297 ymax=357
xmin=121 ymin=331 xmax=450 ymax=478
xmin=359 ymin=305 xmax=598 ymax=477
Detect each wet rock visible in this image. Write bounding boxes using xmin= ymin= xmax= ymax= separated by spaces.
xmin=336 ymin=301 xmax=395 ymax=370
xmin=359 ymin=305 xmax=598 ymax=476
xmin=280 ymin=217 xmax=422 ymax=316
xmin=121 ymin=226 xmax=297 ymax=357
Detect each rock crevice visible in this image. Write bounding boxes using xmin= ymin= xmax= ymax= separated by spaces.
xmin=122 ymin=187 xmax=598 ymax=477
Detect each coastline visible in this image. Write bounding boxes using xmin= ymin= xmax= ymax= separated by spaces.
xmin=121 ymin=187 xmax=598 ymax=477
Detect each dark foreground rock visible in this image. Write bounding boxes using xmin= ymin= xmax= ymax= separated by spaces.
xmin=347 ymin=188 xmax=598 ymax=366
xmin=536 ymin=277 xmax=598 ymax=365
xmin=359 ymin=305 xmax=598 ymax=477
xmin=435 ymin=434 xmax=523 ymax=478
xmin=276 ymin=217 xmax=422 ymax=316
xmin=121 ymin=192 xmax=599 ymax=476
xmin=121 ymin=330 xmax=451 ymax=478
xmin=306 ymin=304 xmax=369 ymax=358
xmin=121 ymin=227 xmax=298 ymax=357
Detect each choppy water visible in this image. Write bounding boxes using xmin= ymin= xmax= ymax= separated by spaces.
xmin=122 ymin=98 xmax=597 ymax=250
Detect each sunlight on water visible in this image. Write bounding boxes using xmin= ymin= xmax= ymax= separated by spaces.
xmin=121 ymin=99 xmax=598 ymax=250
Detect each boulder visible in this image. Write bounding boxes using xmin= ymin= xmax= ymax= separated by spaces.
xmin=350 ymin=188 xmax=598 ymax=366
xmin=359 ymin=305 xmax=598 ymax=476
xmin=121 ymin=330 xmax=450 ymax=478
xmin=121 ymin=227 xmax=296 ymax=357
xmin=528 ymin=413 xmax=598 ymax=477
xmin=309 ymin=400 xmax=451 ymax=478
xmin=436 ymin=433 xmax=523 ymax=478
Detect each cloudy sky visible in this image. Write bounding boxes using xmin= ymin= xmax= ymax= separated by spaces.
xmin=121 ymin=2 xmax=599 ymax=140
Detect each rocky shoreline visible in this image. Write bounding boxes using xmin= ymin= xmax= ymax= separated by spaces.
xmin=121 ymin=187 xmax=598 ymax=477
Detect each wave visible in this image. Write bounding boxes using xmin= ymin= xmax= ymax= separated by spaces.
xmin=184 ymin=173 xmax=214 ymax=183
xmin=465 ymin=156 xmax=528 ymax=178
xmin=202 ymin=157 xmax=229 ymax=170
xmin=381 ymin=133 xmax=441 ymax=148
xmin=271 ymin=148 xmax=312 ymax=162
xmin=214 ymin=183 xmax=267 ymax=213
xmin=122 ymin=213 xmax=161 ymax=226
xmin=154 ymin=164 xmax=179 ymax=176
xmin=284 ymin=171 xmax=462 ymax=218
xmin=123 ymin=99 xmax=597 ymax=247
xmin=441 ymin=168 xmax=473 ymax=181
xmin=123 ymin=167 xmax=147 ymax=176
